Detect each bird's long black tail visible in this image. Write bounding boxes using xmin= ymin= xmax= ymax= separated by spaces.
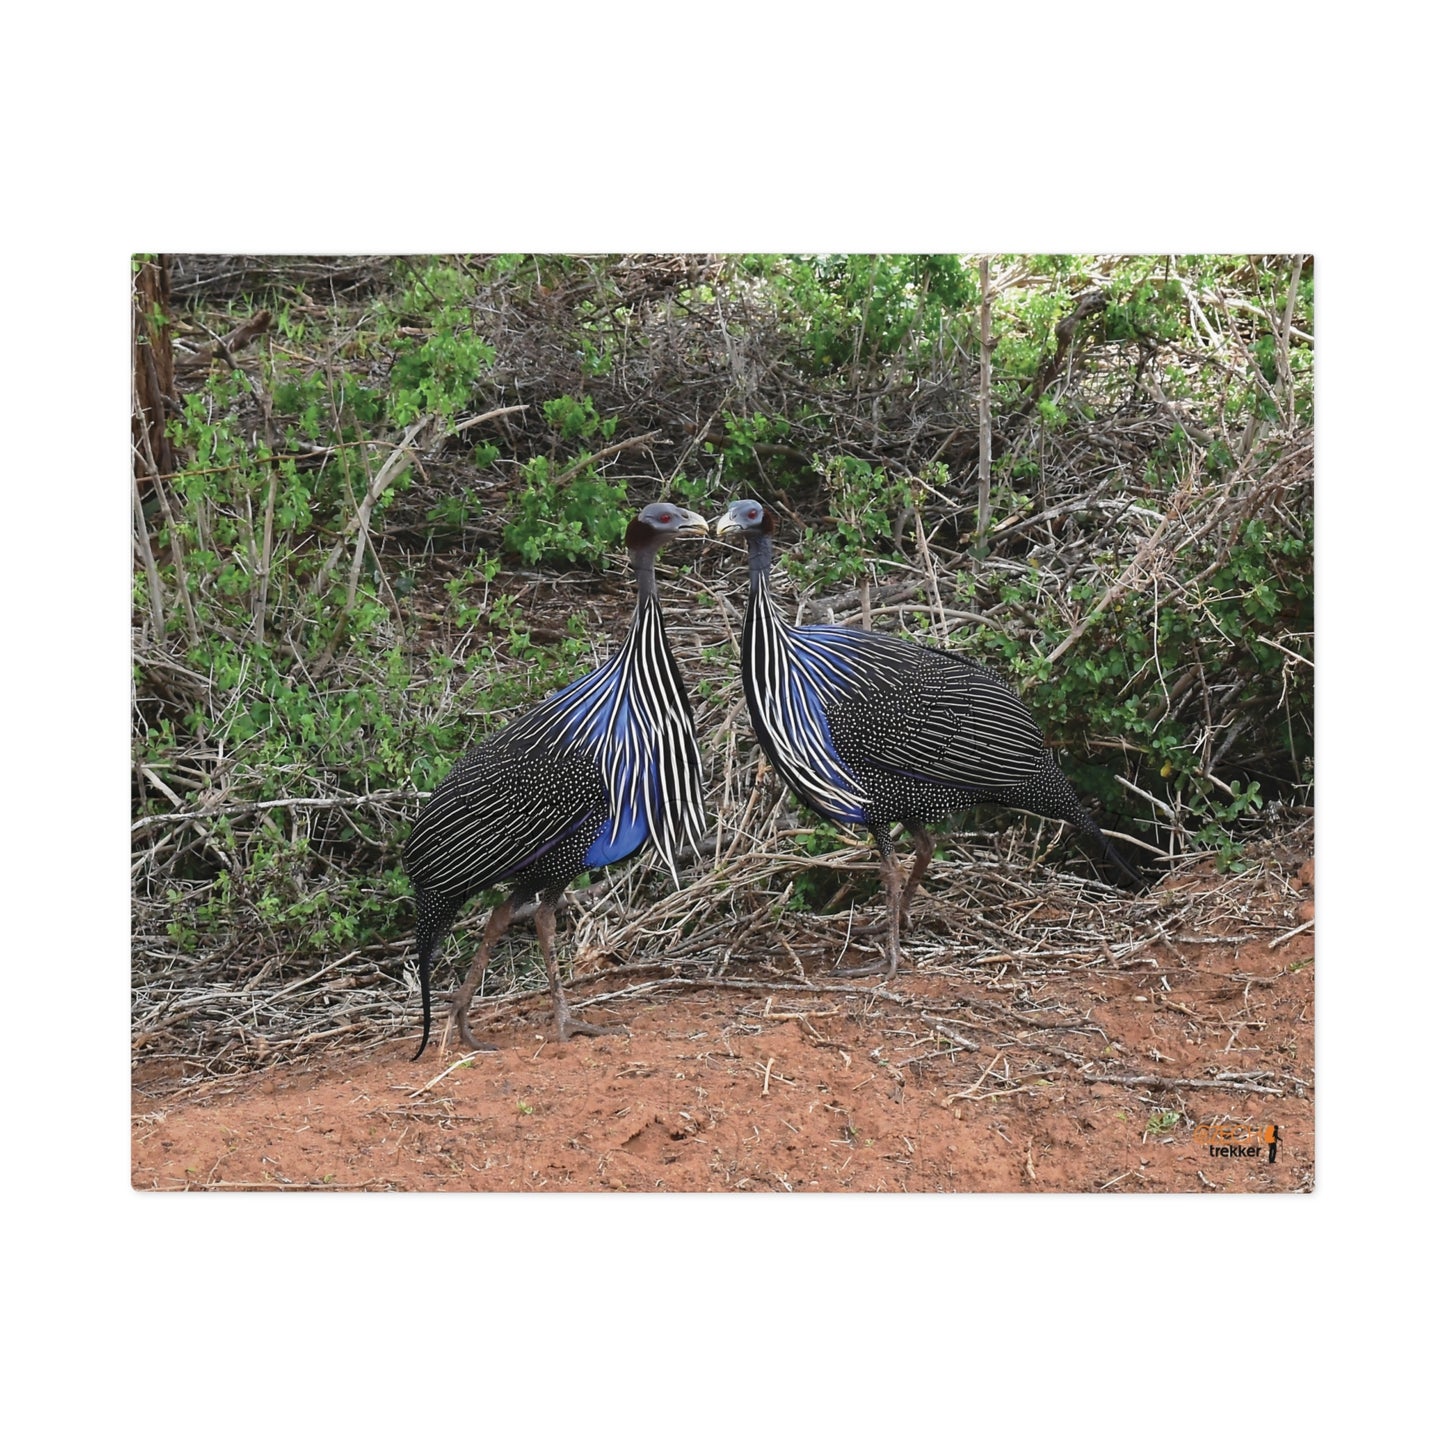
xmin=1004 ymin=756 xmax=1144 ymax=891
xmin=411 ymin=891 xmax=459 ymax=1060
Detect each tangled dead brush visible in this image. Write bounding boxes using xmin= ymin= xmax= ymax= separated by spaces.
xmin=132 ymin=254 xmax=1312 ymax=1079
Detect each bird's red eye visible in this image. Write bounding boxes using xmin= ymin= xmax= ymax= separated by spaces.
xmin=659 ymin=513 xmax=673 ymax=523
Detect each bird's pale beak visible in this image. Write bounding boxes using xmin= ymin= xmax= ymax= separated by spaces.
xmin=714 ymin=510 xmax=742 ymax=537
xmin=675 ymin=508 xmax=709 ymax=538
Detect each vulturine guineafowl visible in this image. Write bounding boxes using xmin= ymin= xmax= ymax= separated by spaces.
xmin=714 ymin=498 xmax=1140 ymax=979
xmin=403 ymin=503 xmax=709 ymax=1055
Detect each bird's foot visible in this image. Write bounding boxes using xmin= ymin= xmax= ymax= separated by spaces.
xmin=846 ymin=917 xmax=916 ymax=939
xmin=554 ymin=1007 xmax=629 ymax=1042
xmin=840 ymin=906 xmax=919 ymax=940
xmin=449 ymin=1005 xmax=498 ymax=1053
xmin=831 ymin=955 xmax=907 ymax=981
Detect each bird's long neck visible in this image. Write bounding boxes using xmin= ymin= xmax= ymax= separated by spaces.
xmin=745 ymin=531 xmax=774 ymax=583
xmin=625 ymin=545 xmax=672 ymax=675
xmin=628 ymin=547 xmax=668 ymax=650
xmin=631 ymin=545 xmax=661 ymax=608
xmin=744 ymin=532 xmax=776 ymax=629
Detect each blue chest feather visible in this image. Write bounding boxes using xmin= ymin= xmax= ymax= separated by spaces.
xmin=584 ymin=782 xmax=652 ymax=866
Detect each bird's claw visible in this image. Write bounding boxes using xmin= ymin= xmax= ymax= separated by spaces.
xmin=554 ymin=1009 xmax=629 ymax=1042
xmin=451 ymin=1007 xmax=498 ymax=1053
xmin=831 ymin=959 xmax=905 ymax=981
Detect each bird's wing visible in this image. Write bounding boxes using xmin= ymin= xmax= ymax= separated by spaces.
xmin=403 ymin=719 xmax=603 ymax=898
xmin=811 ymin=628 xmax=1046 ymax=794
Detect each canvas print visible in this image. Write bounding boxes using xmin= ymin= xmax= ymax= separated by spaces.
xmin=131 ymin=254 xmax=1314 ymax=1192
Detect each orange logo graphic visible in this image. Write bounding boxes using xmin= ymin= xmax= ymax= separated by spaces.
xmin=1193 ymin=1123 xmax=1280 ymax=1163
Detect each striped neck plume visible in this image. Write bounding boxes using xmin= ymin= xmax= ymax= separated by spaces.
xmin=740 ymin=535 xmax=871 ymax=824
xmin=513 ymin=550 xmax=706 ymax=883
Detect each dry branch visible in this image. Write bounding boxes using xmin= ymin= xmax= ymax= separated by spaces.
xmin=1082 ymin=1073 xmax=1285 ymax=1097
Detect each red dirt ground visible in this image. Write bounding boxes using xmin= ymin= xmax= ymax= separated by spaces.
xmin=131 ymin=861 xmax=1314 ymax=1193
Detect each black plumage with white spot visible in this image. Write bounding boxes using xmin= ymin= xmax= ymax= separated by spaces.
xmin=715 ymin=497 xmax=1140 ymax=980
xmin=403 ymin=503 xmax=709 ymax=1056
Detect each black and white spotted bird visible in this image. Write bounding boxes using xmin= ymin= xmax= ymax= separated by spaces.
xmin=715 ymin=498 xmax=1139 ymax=978
xmin=404 ymin=503 xmax=709 ymax=1056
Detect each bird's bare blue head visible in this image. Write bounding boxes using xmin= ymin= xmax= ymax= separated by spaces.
xmin=714 ymin=498 xmax=776 ymax=571
xmin=625 ymin=502 xmax=707 ymax=598
xmin=625 ymin=502 xmax=709 ymax=553
xmin=714 ymin=498 xmax=774 ymax=539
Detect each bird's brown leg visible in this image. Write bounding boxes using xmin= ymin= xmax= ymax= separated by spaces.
xmin=881 ymin=847 xmax=904 ymax=979
xmin=843 ymin=828 xmax=931 ymax=943
xmin=448 ymin=898 xmax=512 ymax=1052
xmin=537 ymin=897 xmax=628 ymax=1041
xmin=900 ymin=825 xmax=935 ymax=932
xmin=835 ymin=838 xmax=908 ymax=978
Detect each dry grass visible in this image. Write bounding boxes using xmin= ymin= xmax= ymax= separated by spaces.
xmin=132 ymin=255 xmax=1313 ymax=1084
xmin=132 ymin=543 xmax=1313 ymax=1083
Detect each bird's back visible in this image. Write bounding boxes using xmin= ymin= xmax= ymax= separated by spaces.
xmin=823 ymin=630 xmax=1045 ymax=796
